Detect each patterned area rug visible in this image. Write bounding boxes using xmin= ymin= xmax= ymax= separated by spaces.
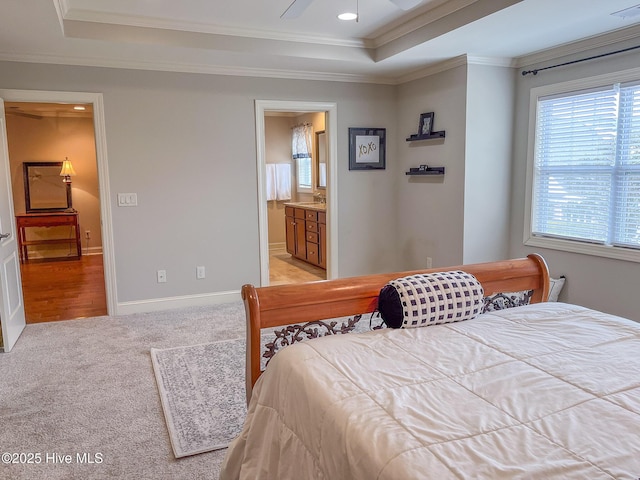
xmin=151 ymin=338 xmax=247 ymax=458
xmin=150 ymin=313 xmax=382 ymax=459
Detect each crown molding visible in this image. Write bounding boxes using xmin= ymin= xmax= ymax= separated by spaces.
xmin=61 ymin=7 xmax=368 ymax=49
xmin=0 ymin=50 xmax=518 ymax=86
xmin=515 ymin=23 xmax=640 ymax=69
xmin=0 ymin=51 xmax=397 ymax=85
xmin=467 ymin=56 xmax=516 ymax=68
xmin=52 ymin=0 xmax=69 ymax=33
xmin=370 ymin=0 xmax=476 ymax=48
xmin=394 ymin=55 xmax=516 ymax=85
xmin=373 ymin=0 xmax=523 ymax=62
xmin=396 ymin=55 xmax=468 ymax=84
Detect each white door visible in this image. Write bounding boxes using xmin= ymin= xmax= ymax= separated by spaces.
xmin=0 ymin=98 xmax=26 ymax=351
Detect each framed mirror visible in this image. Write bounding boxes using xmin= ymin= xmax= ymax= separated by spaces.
xmin=23 ymin=162 xmax=71 ymax=213
xmin=315 ymin=130 xmax=327 ymax=189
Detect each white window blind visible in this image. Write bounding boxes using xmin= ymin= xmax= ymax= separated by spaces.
xmin=532 ymin=82 xmax=640 ymax=251
xmin=296 ymin=157 xmax=312 ymax=190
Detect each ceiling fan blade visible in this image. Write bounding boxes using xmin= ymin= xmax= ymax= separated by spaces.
xmin=388 ymin=0 xmax=423 ymax=10
xmin=281 ymin=0 xmax=314 ymax=19
xmin=6 ymin=111 xmax=42 ymax=120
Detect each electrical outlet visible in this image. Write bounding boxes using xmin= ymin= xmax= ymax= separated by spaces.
xmin=85 ymin=230 xmax=91 ymax=239
xmin=426 ymin=257 xmax=433 ymax=269
xmin=196 ymin=266 xmax=205 ymax=279
xmin=157 ymin=270 xmax=167 ymax=283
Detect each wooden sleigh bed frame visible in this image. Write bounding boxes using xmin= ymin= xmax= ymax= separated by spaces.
xmin=241 ymin=254 xmax=550 ymax=399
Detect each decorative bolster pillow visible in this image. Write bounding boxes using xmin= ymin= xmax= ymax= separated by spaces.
xmin=378 ymin=270 xmax=484 ymax=329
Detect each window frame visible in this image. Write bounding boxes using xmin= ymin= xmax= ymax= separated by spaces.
xmin=296 ymin=156 xmax=313 ymax=193
xmin=524 ymin=66 xmax=640 ymax=263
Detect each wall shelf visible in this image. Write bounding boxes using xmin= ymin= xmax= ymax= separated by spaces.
xmin=406 ymin=131 xmax=446 ymax=142
xmin=406 ymin=166 xmax=445 ymax=176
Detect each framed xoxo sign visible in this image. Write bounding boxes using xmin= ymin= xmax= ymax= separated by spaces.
xmin=348 ymin=127 xmax=386 ymax=170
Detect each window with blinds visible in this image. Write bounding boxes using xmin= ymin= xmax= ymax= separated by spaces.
xmin=527 ymin=77 xmax=640 ymax=261
xmin=296 ymin=157 xmax=312 ymax=190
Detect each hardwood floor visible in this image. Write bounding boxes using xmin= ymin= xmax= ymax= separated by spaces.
xmin=269 ymin=249 xmax=326 ymax=286
xmin=20 ymin=254 xmax=107 ymax=323
xmin=19 ymin=250 xmax=317 ymax=323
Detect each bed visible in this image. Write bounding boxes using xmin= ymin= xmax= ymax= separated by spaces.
xmin=220 ymin=255 xmax=640 ymax=479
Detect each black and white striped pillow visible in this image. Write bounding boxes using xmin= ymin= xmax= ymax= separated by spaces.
xmin=378 ymin=271 xmax=484 ymax=329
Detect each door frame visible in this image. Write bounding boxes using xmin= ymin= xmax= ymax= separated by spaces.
xmin=0 ymin=89 xmax=117 ymax=315
xmin=255 ymin=100 xmax=338 ymax=285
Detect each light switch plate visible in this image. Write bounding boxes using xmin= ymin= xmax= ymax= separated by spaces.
xmin=117 ymin=193 xmax=138 ymax=207
xmin=196 ymin=266 xmax=205 ymax=279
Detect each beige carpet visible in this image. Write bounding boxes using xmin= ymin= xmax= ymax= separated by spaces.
xmin=0 ymin=302 xmax=246 ymax=479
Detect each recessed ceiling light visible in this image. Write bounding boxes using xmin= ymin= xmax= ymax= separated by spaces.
xmin=73 ymin=106 xmax=86 ymax=111
xmin=338 ymin=12 xmax=358 ymax=21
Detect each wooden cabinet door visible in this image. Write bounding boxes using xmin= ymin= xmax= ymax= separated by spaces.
xmin=319 ymin=222 xmax=327 ymax=269
xmin=285 ymin=215 xmax=296 ymax=255
xmin=295 ymin=220 xmax=307 ymax=259
xmin=306 ymin=243 xmax=319 ymax=265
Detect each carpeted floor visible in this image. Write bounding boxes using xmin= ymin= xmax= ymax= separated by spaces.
xmin=0 ymin=301 xmax=247 ymax=480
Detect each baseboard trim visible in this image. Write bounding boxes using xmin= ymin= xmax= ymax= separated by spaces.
xmin=24 ymin=246 xmax=103 ymax=258
xmin=116 ymin=290 xmax=242 ymax=316
xmin=269 ymin=242 xmax=286 ymax=251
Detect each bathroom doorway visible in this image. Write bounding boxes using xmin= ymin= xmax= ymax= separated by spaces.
xmin=255 ymin=100 xmax=338 ymax=286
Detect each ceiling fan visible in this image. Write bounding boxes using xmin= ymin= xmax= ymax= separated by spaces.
xmin=281 ymin=0 xmax=423 ymax=19
xmin=5 ymin=109 xmax=43 ymax=120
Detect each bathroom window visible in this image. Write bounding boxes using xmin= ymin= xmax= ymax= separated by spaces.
xmin=292 ymin=123 xmax=313 ymax=193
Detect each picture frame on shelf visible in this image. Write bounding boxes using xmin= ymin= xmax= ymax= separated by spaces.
xmin=348 ymin=127 xmax=386 ymax=170
xmin=418 ymin=112 xmax=434 ymax=137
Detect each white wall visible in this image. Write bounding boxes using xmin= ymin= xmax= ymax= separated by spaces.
xmin=395 ymin=62 xmax=514 ymax=271
xmin=463 ymin=64 xmax=515 ymax=264
xmin=0 ymin=61 xmax=398 ymax=309
xmin=509 ymin=42 xmax=640 ymax=321
xmin=396 ymin=65 xmax=468 ymax=270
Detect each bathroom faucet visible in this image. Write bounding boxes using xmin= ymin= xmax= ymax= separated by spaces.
xmin=313 ymin=192 xmax=326 ymax=203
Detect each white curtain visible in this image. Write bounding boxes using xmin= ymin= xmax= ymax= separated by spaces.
xmin=292 ymin=124 xmax=313 ymax=191
xmin=292 ymin=124 xmax=312 ymax=160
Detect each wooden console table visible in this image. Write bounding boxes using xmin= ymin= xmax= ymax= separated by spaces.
xmin=16 ymin=212 xmax=82 ymax=262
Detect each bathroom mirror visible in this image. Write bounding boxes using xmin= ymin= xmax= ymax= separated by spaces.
xmin=315 ymin=130 xmax=327 ymax=189
xmin=23 ymin=162 xmax=71 ymax=212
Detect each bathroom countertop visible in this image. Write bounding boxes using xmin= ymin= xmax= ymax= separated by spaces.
xmin=283 ymin=202 xmax=326 ymax=212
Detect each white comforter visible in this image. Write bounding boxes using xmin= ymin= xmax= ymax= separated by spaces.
xmin=220 ymin=303 xmax=640 ymax=479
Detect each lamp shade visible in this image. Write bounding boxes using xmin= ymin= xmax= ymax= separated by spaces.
xmin=60 ymin=158 xmax=76 ymax=177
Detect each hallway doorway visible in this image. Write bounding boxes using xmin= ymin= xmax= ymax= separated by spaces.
xmin=0 ymin=91 xmax=116 ymax=321
xmin=6 ymin=101 xmax=107 ymax=322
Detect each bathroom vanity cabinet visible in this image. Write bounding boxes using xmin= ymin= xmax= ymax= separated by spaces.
xmin=284 ymin=204 xmax=326 ymax=269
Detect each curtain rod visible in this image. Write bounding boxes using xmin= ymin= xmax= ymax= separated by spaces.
xmin=521 ymin=44 xmax=640 ymax=76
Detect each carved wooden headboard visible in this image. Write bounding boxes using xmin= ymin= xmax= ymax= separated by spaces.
xmin=241 ymin=254 xmax=549 ymax=400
